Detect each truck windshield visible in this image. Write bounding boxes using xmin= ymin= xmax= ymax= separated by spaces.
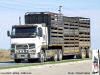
xmin=11 ymin=26 xmax=37 ymax=38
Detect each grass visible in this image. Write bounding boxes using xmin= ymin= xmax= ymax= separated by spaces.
xmin=0 ymin=50 xmax=12 ymax=62
xmin=0 ymin=58 xmax=91 ymax=70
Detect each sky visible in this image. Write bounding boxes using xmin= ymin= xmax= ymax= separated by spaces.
xmin=0 ymin=0 xmax=100 ymax=49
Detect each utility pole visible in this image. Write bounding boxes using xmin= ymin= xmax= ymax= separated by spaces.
xmin=19 ymin=16 xmax=21 ymax=25
xmin=58 ymin=6 xmax=62 ymax=15
xmin=58 ymin=6 xmax=62 ymax=24
xmin=57 ymin=6 xmax=62 ymax=45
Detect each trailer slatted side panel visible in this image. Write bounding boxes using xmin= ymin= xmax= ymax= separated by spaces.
xmin=50 ymin=26 xmax=63 ymax=44
xmin=63 ymin=17 xmax=79 ymax=55
xmin=79 ymin=18 xmax=90 ymax=49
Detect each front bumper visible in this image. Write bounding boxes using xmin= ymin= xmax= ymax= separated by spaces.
xmin=11 ymin=53 xmax=39 ymax=59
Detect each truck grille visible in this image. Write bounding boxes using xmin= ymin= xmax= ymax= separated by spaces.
xmin=15 ymin=44 xmax=35 ymax=53
xmin=16 ymin=44 xmax=28 ymax=49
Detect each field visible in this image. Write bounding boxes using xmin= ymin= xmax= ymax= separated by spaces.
xmin=0 ymin=50 xmax=12 ymax=62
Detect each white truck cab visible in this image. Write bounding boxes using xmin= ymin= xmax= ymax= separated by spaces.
xmin=7 ymin=24 xmax=48 ymax=63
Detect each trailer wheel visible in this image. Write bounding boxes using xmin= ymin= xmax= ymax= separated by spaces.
xmin=39 ymin=50 xmax=45 ymax=63
xmin=81 ymin=50 xmax=86 ymax=58
xmin=86 ymin=48 xmax=89 ymax=58
xmin=76 ymin=49 xmax=86 ymax=59
xmin=58 ymin=50 xmax=62 ymax=61
xmin=14 ymin=59 xmax=21 ymax=63
xmin=53 ymin=53 xmax=58 ymax=62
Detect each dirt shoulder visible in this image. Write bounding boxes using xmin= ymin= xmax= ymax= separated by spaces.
xmin=0 ymin=50 xmax=12 ymax=62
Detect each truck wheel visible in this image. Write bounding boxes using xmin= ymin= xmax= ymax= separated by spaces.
xmin=86 ymin=49 xmax=89 ymax=58
xmin=58 ymin=50 xmax=62 ymax=61
xmin=39 ymin=50 xmax=45 ymax=63
xmin=14 ymin=59 xmax=21 ymax=63
xmin=81 ymin=50 xmax=86 ymax=58
xmin=53 ymin=53 xmax=58 ymax=62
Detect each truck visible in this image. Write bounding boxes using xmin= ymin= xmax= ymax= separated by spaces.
xmin=7 ymin=12 xmax=90 ymax=63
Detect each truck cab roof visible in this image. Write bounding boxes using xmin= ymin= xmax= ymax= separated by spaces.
xmin=12 ymin=24 xmax=46 ymax=28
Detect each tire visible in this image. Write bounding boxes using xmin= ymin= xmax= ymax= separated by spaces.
xmin=39 ymin=50 xmax=45 ymax=63
xmin=81 ymin=50 xmax=86 ymax=58
xmin=86 ymin=49 xmax=89 ymax=58
xmin=14 ymin=59 xmax=21 ymax=63
xmin=53 ymin=53 xmax=58 ymax=62
xmin=58 ymin=50 xmax=63 ymax=61
xmin=76 ymin=48 xmax=87 ymax=59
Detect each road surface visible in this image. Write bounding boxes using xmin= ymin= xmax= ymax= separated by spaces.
xmin=0 ymin=60 xmax=93 ymax=75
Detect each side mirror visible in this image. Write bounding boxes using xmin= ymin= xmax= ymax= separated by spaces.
xmin=38 ymin=27 xmax=42 ymax=37
xmin=7 ymin=31 xmax=10 ymax=37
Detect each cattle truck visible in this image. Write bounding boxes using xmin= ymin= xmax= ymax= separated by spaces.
xmin=7 ymin=12 xmax=90 ymax=63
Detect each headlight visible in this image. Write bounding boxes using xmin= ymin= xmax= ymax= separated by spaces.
xmin=15 ymin=50 xmax=19 ymax=53
xmin=29 ymin=44 xmax=35 ymax=49
xmin=25 ymin=50 xmax=28 ymax=53
xmin=29 ymin=49 xmax=36 ymax=53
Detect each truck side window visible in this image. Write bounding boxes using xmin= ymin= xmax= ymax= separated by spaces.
xmin=38 ymin=27 xmax=42 ymax=37
xmin=12 ymin=28 xmax=15 ymax=36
